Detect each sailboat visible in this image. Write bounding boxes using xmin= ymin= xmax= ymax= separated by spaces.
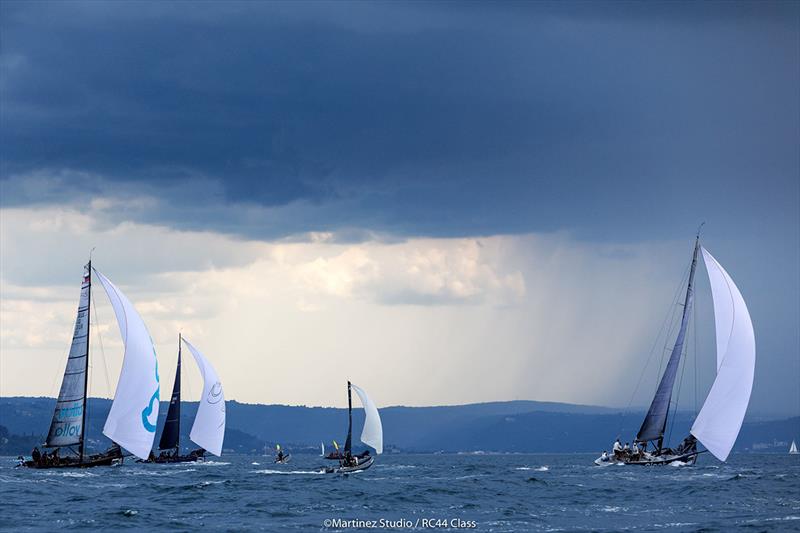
xmin=324 ymin=381 xmax=383 ymax=474
xmin=790 ymin=440 xmax=798 ymax=454
xmin=24 ymin=261 xmax=161 ymax=469
xmin=320 ymin=441 xmax=325 ymax=457
xmin=325 ymin=440 xmax=343 ymax=460
xmin=595 ymin=231 xmax=755 ymax=466
xmin=274 ymin=444 xmax=291 ymax=464
xmin=143 ymin=334 xmax=226 ymax=463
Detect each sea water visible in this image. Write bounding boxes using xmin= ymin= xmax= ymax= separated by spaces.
xmin=0 ymin=453 xmax=798 ymax=531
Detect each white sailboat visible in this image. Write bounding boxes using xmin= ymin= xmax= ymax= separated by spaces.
xmin=596 ymin=231 xmax=755 ymax=466
xmin=324 ymin=381 xmax=383 ymax=473
xmin=320 ymin=441 xmax=325 ymax=457
xmin=790 ymin=440 xmax=798 ymax=454
xmin=145 ymin=334 xmax=226 ymax=462
xmin=25 ymin=261 xmax=161 ymax=468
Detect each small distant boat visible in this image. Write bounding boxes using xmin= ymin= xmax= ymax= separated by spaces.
xmin=274 ymin=444 xmax=291 ymax=464
xmin=320 ymin=441 xmax=325 ymax=457
xmin=141 ymin=334 xmax=226 ymax=463
xmin=790 ymin=440 xmax=798 ymax=454
xmin=323 ymin=381 xmax=382 ymax=474
xmin=596 ymin=231 xmax=755 ymax=466
xmin=325 ymin=440 xmax=345 ymax=460
xmin=23 ymin=261 xmax=160 ymax=468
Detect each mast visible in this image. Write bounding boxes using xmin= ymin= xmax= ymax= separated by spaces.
xmin=176 ymin=333 xmax=181 ymax=452
xmin=637 ymin=235 xmax=700 ymax=450
xmin=79 ymin=260 xmax=91 ymax=463
xmin=344 ymin=381 xmax=353 ymax=454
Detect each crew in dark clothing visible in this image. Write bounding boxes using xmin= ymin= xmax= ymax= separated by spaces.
xmin=31 ymin=447 xmax=41 ymax=464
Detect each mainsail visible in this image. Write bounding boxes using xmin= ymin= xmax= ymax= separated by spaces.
xmin=93 ymin=268 xmax=161 ymax=461
xmin=46 ymin=264 xmax=91 ymax=452
xmin=351 ymin=382 xmax=383 ymax=454
xmin=183 ymin=337 xmax=226 ymax=456
xmin=158 ymin=336 xmax=182 ymax=451
xmin=790 ymin=441 xmax=798 ymax=454
xmin=690 ymin=247 xmax=755 ymax=461
xmin=637 ymin=238 xmax=700 ymax=445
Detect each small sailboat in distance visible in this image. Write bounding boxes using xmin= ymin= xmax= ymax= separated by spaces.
xmin=274 ymin=444 xmax=291 ymax=464
xmin=325 ymin=440 xmax=343 ymax=460
xmin=596 ymin=229 xmax=755 ymax=466
xmin=324 ymin=381 xmax=382 ymax=474
xmin=790 ymin=440 xmax=798 ymax=454
xmin=143 ymin=334 xmax=225 ymax=462
xmin=320 ymin=441 xmax=325 ymax=457
xmin=24 ymin=261 xmax=160 ymax=468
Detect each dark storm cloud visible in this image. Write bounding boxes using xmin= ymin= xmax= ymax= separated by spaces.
xmin=1 ymin=0 xmax=797 ymax=242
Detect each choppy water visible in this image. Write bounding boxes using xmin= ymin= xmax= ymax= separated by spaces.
xmin=0 ymin=453 xmax=798 ymax=531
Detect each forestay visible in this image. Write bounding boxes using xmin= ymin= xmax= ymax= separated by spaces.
xmin=183 ymin=337 xmax=226 ymax=456
xmin=690 ymin=248 xmax=755 ymax=461
xmin=93 ymin=268 xmax=161 ymax=460
xmin=351 ymin=383 xmax=383 ymax=454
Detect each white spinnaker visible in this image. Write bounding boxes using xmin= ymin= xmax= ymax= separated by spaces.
xmin=183 ymin=337 xmax=226 ymax=456
xmin=93 ymin=269 xmax=160 ymax=461
xmin=351 ymin=383 xmax=383 ymax=454
xmin=690 ymin=248 xmax=755 ymax=462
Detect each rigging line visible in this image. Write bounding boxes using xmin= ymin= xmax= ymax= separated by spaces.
xmin=85 ymin=288 xmax=93 ymax=454
xmin=668 ymin=317 xmax=691 ymax=445
xmin=693 ymin=283 xmax=698 ymax=417
xmin=656 ymin=263 xmax=690 ymax=386
xmin=653 ymin=262 xmax=692 ymax=395
xmin=620 ymin=260 xmax=691 ymax=430
xmin=91 ymin=291 xmax=112 ymax=398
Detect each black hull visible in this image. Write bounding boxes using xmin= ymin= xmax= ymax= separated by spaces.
xmin=23 ymin=453 xmax=119 ymax=469
xmin=138 ymin=454 xmax=203 ymax=464
xmin=274 ymin=454 xmax=291 ymax=464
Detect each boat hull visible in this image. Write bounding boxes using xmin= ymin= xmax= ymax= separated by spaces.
xmin=23 ymin=452 xmax=121 ymax=469
xmin=594 ymin=451 xmax=699 ymax=467
xmin=138 ymin=454 xmax=204 ymax=464
xmin=324 ymin=455 xmax=374 ymax=474
xmin=274 ymin=454 xmax=291 ymax=464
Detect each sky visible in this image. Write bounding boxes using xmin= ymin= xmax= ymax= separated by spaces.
xmin=1 ymin=1 xmax=798 ymax=417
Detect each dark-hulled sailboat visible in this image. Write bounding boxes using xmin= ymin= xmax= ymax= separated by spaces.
xmin=596 ymin=231 xmax=755 ymax=466
xmin=323 ymin=381 xmax=383 ymax=474
xmin=144 ymin=334 xmax=226 ymax=463
xmin=24 ymin=261 xmax=161 ymax=468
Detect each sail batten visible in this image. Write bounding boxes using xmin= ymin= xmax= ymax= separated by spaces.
xmin=94 ymin=268 xmax=161 ymax=461
xmin=690 ymin=248 xmax=755 ymax=462
xmin=45 ymin=265 xmax=91 ymax=449
xmin=637 ymin=239 xmax=699 ymax=444
xmin=183 ymin=338 xmax=226 ymax=456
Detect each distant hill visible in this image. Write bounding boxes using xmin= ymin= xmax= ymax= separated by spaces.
xmin=1 ymin=397 xmax=797 ymax=456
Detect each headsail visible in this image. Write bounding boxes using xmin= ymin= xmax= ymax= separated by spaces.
xmin=93 ymin=268 xmax=160 ymax=461
xmin=46 ymin=265 xmax=91 ymax=450
xmin=637 ymin=238 xmax=700 ymax=445
xmin=158 ymin=336 xmax=182 ymax=451
xmin=183 ymin=337 xmax=226 ymax=456
xmin=351 ymin=382 xmax=383 ymax=454
xmin=690 ymin=247 xmax=755 ymax=461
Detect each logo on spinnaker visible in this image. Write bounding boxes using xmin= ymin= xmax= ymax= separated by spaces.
xmin=207 ymin=382 xmax=224 ymax=404
xmin=141 ymin=353 xmax=160 ymax=433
